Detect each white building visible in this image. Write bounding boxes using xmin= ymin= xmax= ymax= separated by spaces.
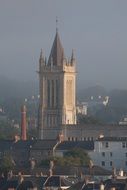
xmin=89 ymin=137 xmax=127 ymax=171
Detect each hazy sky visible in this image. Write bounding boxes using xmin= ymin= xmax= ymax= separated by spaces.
xmin=0 ymin=0 xmax=127 ymax=89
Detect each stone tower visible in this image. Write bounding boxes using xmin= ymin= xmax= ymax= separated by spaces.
xmin=38 ymin=30 xmax=76 ymax=139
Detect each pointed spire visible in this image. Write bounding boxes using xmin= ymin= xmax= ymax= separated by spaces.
xmin=48 ymin=31 xmax=65 ymax=66
xmin=39 ymin=49 xmax=45 ymax=72
xmin=39 ymin=49 xmax=44 ymax=62
xmin=71 ymin=49 xmax=76 ymax=65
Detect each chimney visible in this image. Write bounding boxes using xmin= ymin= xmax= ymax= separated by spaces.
xmin=21 ymin=105 xmax=27 ymax=140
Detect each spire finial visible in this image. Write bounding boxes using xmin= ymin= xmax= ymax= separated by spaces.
xmin=56 ymin=16 xmax=58 ymax=33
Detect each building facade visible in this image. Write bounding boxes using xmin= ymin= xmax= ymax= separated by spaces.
xmin=89 ymin=137 xmax=127 ymax=171
xmin=38 ymin=30 xmax=76 ymax=139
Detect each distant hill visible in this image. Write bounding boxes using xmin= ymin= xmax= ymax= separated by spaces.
xmin=0 ymin=76 xmax=38 ymax=102
xmin=77 ymin=85 xmax=107 ymax=101
xmin=109 ymin=89 xmax=127 ymax=107
xmin=1 ymin=76 xmax=127 ymax=124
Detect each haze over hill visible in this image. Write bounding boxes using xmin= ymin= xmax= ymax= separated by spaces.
xmin=0 ymin=76 xmax=127 ymax=107
xmin=0 ymin=76 xmax=38 ymax=101
xmin=0 ymin=76 xmax=127 ymax=123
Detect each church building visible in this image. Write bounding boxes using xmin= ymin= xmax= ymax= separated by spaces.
xmin=38 ymin=30 xmax=76 ymax=139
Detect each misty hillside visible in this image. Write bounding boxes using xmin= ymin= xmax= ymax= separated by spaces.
xmin=0 ymin=76 xmax=38 ymax=101
xmin=0 ymin=76 xmax=127 ymax=108
xmin=78 ymin=85 xmax=127 ymax=123
xmin=77 ymin=85 xmax=108 ymax=101
xmin=78 ymin=85 xmax=127 ymax=107
xmin=0 ymin=76 xmax=127 ymax=123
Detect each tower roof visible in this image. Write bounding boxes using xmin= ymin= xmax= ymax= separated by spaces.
xmin=48 ymin=31 xmax=65 ymax=66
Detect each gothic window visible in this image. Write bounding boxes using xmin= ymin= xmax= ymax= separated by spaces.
xmin=66 ymin=80 xmax=73 ymax=105
xmin=56 ymin=80 xmax=59 ymax=107
xmin=52 ymin=80 xmax=54 ymax=108
xmin=47 ymin=80 xmax=50 ymax=107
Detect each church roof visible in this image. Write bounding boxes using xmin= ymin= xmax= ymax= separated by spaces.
xmin=48 ymin=31 xmax=65 ymax=66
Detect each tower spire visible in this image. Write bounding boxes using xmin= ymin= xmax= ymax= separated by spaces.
xmin=39 ymin=49 xmax=45 ymax=72
xmin=48 ymin=27 xmax=65 ymax=66
xmin=71 ymin=49 xmax=76 ymax=65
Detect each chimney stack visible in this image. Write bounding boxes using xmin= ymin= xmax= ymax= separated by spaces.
xmin=21 ymin=105 xmax=27 ymax=140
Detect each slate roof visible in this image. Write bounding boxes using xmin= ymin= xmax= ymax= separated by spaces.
xmin=17 ymin=180 xmax=34 ymax=190
xmin=31 ymin=139 xmax=58 ymax=150
xmin=12 ymin=140 xmax=36 ymax=149
xmin=104 ymin=178 xmax=127 ymax=190
xmin=23 ymin=176 xmax=48 ymax=189
xmin=82 ymin=182 xmax=100 ymax=190
xmin=48 ymin=31 xmax=65 ymax=66
xmin=2 ymin=179 xmax=19 ymax=190
xmin=97 ymin=136 xmax=127 ymax=142
xmin=56 ymin=141 xmax=94 ymax=151
xmin=68 ymin=180 xmax=85 ymax=190
xmin=43 ymin=175 xmax=72 ymax=188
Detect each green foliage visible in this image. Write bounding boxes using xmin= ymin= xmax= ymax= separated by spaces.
xmin=0 ymin=155 xmax=14 ymax=172
xmin=40 ymin=159 xmax=50 ymax=166
xmin=0 ymin=121 xmax=20 ymax=139
xmin=77 ymin=114 xmax=102 ymax=125
xmin=54 ymin=148 xmax=90 ymax=166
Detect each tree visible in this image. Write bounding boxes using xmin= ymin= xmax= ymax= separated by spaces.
xmin=54 ymin=148 xmax=90 ymax=166
xmin=0 ymin=121 xmax=20 ymax=139
xmin=0 ymin=155 xmax=14 ymax=173
xmin=77 ymin=114 xmax=102 ymax=125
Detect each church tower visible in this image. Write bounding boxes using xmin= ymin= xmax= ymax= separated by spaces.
xmin=38 ymin=30 xmax=76 ymax=139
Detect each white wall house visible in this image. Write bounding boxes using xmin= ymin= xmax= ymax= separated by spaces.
xmin=89 ymin=137 xmax=127 ymax=171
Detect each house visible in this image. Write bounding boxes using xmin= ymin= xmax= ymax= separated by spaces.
xmin=89 ymin=137 xmax=127 ymax=171
xmin=29 ymin=139 xmax=58 ymax=164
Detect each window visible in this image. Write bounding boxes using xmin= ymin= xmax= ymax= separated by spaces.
xmin=105 ymin=142 xmax=109 ymax=148
xmin=110 ymin=152 xmax=113 ymax=157
xmin=122 ymin=142 xmax=126 ymax=148
xmin=110 ymin=161 xmax=112 ymax=166
xmin=126 ymin=153 xmax=127 ymax=157
xmin=102 ymin=152 xmax=105 ymax=157
xmin=125 ymin=161 xmax=127 ymax=166
xmin=122 ymin=142 xmax=127 ymax=148
xmin=102 ymin=161 xmax=105 ymax=166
